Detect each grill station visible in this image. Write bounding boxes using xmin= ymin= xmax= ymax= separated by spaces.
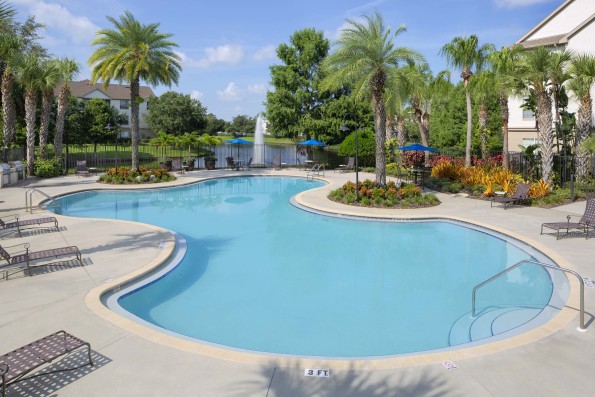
xmin=9 ymin=161 xmax=25 ymax=181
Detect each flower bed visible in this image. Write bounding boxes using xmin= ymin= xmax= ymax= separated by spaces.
xmin=98 ymin=167 xmax=175 ymax=184
xmin=328 ymin=179 xmax=440 ymax=208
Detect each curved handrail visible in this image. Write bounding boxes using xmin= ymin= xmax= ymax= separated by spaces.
xmin=306 ymin=164 xmax=325 ymax=180
xmin=25 ymin=187 xmax=59 ymax=213
xmin=472 ymin=259 xmax=586 ymax=331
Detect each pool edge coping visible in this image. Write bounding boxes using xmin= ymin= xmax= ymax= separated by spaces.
xmin=83 ymin=175 xmax=581 ymax=370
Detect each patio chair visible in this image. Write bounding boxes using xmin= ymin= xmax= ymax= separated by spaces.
xmin=335 ymin=157 xmax=355 ymax=173
xmin=0 ymin=330 xmax=93 ymax=397
xmin=272 ymin=155 xmax=281 ymax=170
xmin=541 ymin=198 xmax=595 ymax=240
xmin=226 ymin=157 xmax=239 ymax=170
xmin=240 ymin=157 xmax=252 ymax=170
xmin=0 ymin=215 xmax=59 ymax=238
xmin=0 ymin=242 xmax=82 ymax=277
xmin=490 ymin=182 xmax=531 ymax=209
xmin=171 ymin=159 xmax=185 ymax=174
xmin=76 ymin=160 xmax=90 ymax=177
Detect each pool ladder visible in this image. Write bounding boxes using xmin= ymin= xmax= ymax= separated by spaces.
xmin=306 ymin=164 xmax=325 ymax=180
xmin=25 ymin=187 xmax=60 ymax=213
xmin=472 ymin=259 xmax=586 ymax=331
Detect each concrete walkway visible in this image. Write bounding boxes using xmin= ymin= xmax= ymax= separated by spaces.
xmin=0 ymin=169 xmax=594 ymax=396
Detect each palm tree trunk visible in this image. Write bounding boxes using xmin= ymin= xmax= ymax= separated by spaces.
xmin=372 ymin=95 xmax=387 ymax=186
xmin=25 ymin=89 xmax=37 ymax=176
xmin=575 ymin=93 xmax=592 ymax=180
xmin=1 ymin=68 xmax=16 ymax=162
xmin=413 ymin=107 xmax=430 ymax=164
xmin=130 ymin=78 xmax=140 ymax=171
xmin=535 ymin=90 xmax=554 ymax=183
xmin=499 ymin=94 xmax=509 ymax=169
xmin=396 ymin=116 xmax=406 ymax=148
xmin=465 ymin=82 xmax=473 ymax=167
xmin=39 ymin=90 xmax=53 ymax=159
xmin=54 ymin=85 xmax=69 ymax=157
xmin=479 ymin=104 xmax=488 ymax=159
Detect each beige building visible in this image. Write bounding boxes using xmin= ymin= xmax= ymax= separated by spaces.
xmin=57 ymin=79 xmax=155 ymax=139
xmin=508 ymin=0 xmax=595 ymax=151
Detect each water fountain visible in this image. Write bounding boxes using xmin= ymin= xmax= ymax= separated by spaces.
xmin=253 ymin=115 xmax=265 ymax=166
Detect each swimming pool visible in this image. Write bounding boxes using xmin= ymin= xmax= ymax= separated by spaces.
xmin=53 ymin=177 xmax=566 ymax=358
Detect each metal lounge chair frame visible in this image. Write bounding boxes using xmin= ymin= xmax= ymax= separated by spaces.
xmin=0 ymin=330 xmax=93 ymax=397
xmin=272 ymin=155 xmax=282 ymax=170
xmin=541 ymin=198 xmax=595 ymax=239
xmin=0 ymin=243 xmax=82 ymax=277
xmin=76 ymin=160 xmax=90 ymax=177
xmin=335 ymin=157 xmax=355 ymax=173
xmin=0 ymin=215 xmax=59 ymax=238
xmin=490 ymin=182 xmax=531 ymax=209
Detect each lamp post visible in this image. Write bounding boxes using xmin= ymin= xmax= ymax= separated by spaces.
xmin=339 ymin=113 xmax=360 ymax=202
xmin=106 ymin=123 xmax=117 ymax=172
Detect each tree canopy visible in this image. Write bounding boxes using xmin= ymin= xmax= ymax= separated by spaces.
xmin=146 ymin=91 xmax=207 ymax=135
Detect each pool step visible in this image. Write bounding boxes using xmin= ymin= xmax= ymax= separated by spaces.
xmin=449 ymin=306 xmax=542 ymax=346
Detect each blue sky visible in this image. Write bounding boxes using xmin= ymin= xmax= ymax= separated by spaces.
xmin=11 ymin=0 xmax=561 ymax=121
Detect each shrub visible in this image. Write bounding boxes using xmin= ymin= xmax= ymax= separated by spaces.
xmin=98 ymin=167 xmax=175 ymax=184
xmin=328 ymin=179 xmax=439 ymax=208
xmin=34 ymin=157 xmax=62 ymax=178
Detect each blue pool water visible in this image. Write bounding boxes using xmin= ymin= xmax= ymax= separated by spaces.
xmin=53 ymin=177 xmax=557 ymax=357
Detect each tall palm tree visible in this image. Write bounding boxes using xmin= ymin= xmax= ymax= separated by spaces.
xmin=14 ymin=54 xmax=44 ymax=176
xmin=517 ymin=46 xmax=568 ymax=184
xmin=321 ymin=12 xmax=423 ymax=186
xmin=568 ymin=54 xmax=595 ymax=180
xmin=440 ymin=35 xmax=494 ymax=166
xmin=489 ymin=45 xmax=522 ymax=169
xmin=549 ymin=50 xmax=573 ymax=126
xmin=0 ymin=33 xmax=21 ymax=162
xmin=38 ymin=59 xmax=60 ymax=159
xmin=471 ymin=71 xmax=496 ymax=159
xmin=88 ymin=11 xmax=182 ymax=171
xmin=0 ymin=1 xmax=15 ymax=24
xmin=54 ymin=57 xmax=79 ymax=158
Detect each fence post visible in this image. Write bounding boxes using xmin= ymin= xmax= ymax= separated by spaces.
xmin=570 ymin=174 xmax=575 ymax=202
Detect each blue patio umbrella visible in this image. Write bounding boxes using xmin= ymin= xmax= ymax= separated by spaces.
xmin=396 ymin=143 xmax=439 ymax=153
xmin=225 ymin=138 xmax=252 ymax=157
xmin=298 ymin=139 xmax=327 ymax=146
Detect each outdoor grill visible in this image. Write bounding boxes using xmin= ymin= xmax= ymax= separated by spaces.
xmin=10 ymin=160 xmax=25 ymax=181
xmin=0 ymin=163 xmax=16 ymax=187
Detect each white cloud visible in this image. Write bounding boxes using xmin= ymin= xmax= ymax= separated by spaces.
xmin=493 ymin=0 xmax=552 ymax=8
xmin=13 ymin=0 xmax=99 ymax=44
xmin=217 ymin=82 xmax=243 ymax=101
xmin=253 ymin=45 xmax=276 ymax=61
xmin=190 ymin=90 xmax=204 ymax=100
xmin=176 ymin=44 xmax=244 ymax=68
xmin=247 ymin=84 xmax=267 ymax=94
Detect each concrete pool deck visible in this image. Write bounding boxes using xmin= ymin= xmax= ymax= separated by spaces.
xmin=0 ymin=169 xmax=594 ymax=396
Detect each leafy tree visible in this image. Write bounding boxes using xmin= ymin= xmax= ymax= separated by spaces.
xmin=149 ymin=130 xmax=176 ymax=158
xmin=227 ymin=114 xmax=256 ymax=135
xmin=568 ymin=53 xmax=595 ymax=179
xmin=84 ymin=98 xmax=127 ymax=152
xmin=54 ymin=57 xmax=80 ymax=157
xmin=146 ymin=91 xmax=207 ymax=135
xmin=440 ymin=35 xmax=494 ymax=166
xmin=322 ymin=12 xmax=423 ymax=186
xmin=471 ymin=71 xmax=497 ymax=159
xmin=265 ymin=28 xmax=330 ymax=139
xmin=89 ymin=11 xmax=182 ymax=171
xmin=430 ymin=83 xmax=468 ymax=149
xmin=338 ymin=128 xmax=376 ymax=166
xmin=204 ymin=113 xmax=227 ymax=135
xmin=489 ymin=45 xmax=523 ymax=169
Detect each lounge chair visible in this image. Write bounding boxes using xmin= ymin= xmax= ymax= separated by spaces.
xmin=541 ymin=198 xmax=595 ymax=239
xmin=490 ymin=182 xmax=531 ymax=209
xmin=240 ymin=157 xmax=252 ymax=170
xmin=0 ymin=215 xmax=59 ymax=238
xmin=336 ymin=157 xmax=355 ymax=173
xmin=0 ymin=242 xmax=82 ymax=277
xmin=226 ymin=156 xmax=240 ymax=170
xmin=0 ymin=330 xmax=93 ymax=397
xmin=272 ymin=155 xmax=281 ymax=170
xmin=76 ymin=160 xmax=90 ymax=177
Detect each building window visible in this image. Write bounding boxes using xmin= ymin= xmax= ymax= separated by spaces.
xmin=522 ymin=138 xmax=538 ymax=147
xmin=120 ymin=99 xmax=130 ymax=110
xmin=522 ymin=108 xmax=535 ymax=119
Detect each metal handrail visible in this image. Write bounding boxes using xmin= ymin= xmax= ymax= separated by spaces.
xmin=25 ymin=188 xmax=59 ymax=213
xmin=306 ymin=164 xmax=325 ymax=180
xmin=472 ymin=259 xmax=586 ymax=331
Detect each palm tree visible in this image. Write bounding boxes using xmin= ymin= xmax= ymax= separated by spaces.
xmin=489 ymin=46 xmax=522 ymax=169
xmin=517 ymin=46 xmax=570 ymax=184
xmin=321 ymin=12 xmax=423 ymax=186
xmin=54 ymin=57 xmax=80 ymax=158
xmin=0 ymin=33 xmax=21 ymax=162
xmin=38 ymin=59 xmax=60 ymax=159
xmin=568 ymin=54 xmax=595 ymax=180
xmin=14 ymin=54 xmax=44 ymax=176
xmin=0 ymin=1 xmax=15 ymax=24
xmin=88 ymin=11 xmax=182 ymax=171
xmin=471 ymin=71 xmax=496 ymax=159
xmin=440 ymin=35 xmax=494 ymax=166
